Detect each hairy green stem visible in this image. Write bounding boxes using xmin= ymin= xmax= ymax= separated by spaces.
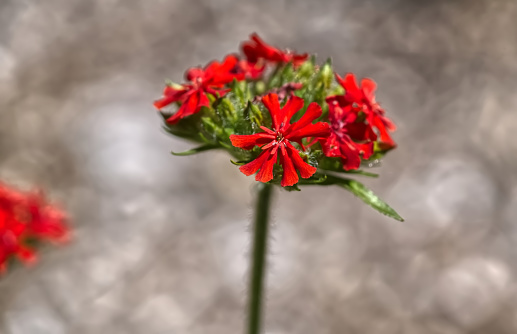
xmin=247 ymin=182 xmax=273 ymax=334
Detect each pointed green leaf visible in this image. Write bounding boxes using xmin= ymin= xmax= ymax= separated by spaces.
xmin=303 ymin=174 xmax=403 ymax=221
xmin=326 ymin=175 xmax=403 ymax=221
xmin=171 ymin=144 xmax=218 ymax=156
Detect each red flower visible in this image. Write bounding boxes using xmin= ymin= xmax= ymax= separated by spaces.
xmin=335 ymin=73 xmax=396 ymax=148
xmin=241 ymin=33 xmax=308 ymax=67
xmin=154 ymin=55 xmax=243 ymax=124
xmin=230 ymin=93 xmax=330 ymax=187
xmin=322 ymin=98 xmax=376 ymax=170
xmin=321 ymin=73 xmax=396 ymax=170
xmin=0 ymin=183 xmax=70 ymax=272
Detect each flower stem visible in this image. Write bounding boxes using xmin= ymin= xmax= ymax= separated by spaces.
xmin=247 ymin=182 xmax=273 ymax=334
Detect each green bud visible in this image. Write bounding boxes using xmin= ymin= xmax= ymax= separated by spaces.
xmin=298 ymin=60 xmax=315 ymax=78
xmin=255 ymin=81 xmax=266 ymax=95
xmin=320 ymin=59 xmax=333 ymax=88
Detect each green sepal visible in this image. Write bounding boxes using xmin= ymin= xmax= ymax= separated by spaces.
xmin=283 ymin=184 xmax=301 ymax=192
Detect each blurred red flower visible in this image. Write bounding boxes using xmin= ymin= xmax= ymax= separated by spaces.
xmin=0 ymin=183 xmax=70 ymax=272
xmin=242 ymin=33 xmax=308 ymax=67
xmin=154 ymin=55 xmax=243 ymax=124
xmin=230 ymin=93 xmax=330 ymax=187
xmin=322 ymin=97 xmax=376 ymax=170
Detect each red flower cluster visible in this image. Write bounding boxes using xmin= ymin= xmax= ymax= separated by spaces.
xmin=156 ymin=34 xmax=397 ymax=185
xmin=0 ymin=183 xmax=70 ymax=272
xmin=242 ymin=33 xmax=308 ymax=67
xmin=322 ymin=73 xmax=396 ymax=170
xmin=154 ymin=55 xmax=243 ymax=124
xmin=154 ymin=34 xmax=309 ymax=124
xmin=230 ymin=93 xmax=330 ymax=187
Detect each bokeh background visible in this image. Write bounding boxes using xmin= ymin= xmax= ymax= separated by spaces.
xmin=1 ymin=0 xmax=517 ymax=333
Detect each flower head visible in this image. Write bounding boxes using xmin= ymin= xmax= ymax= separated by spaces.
xmin=230 ymin=93 xmax=330 ymax=187
xmin=154 ymin=55 xmax=243 ymax=124
xmin=0 ymin=183 xmax=70 ymax=272
xmin=242 ymin=33 xmax=308 ymax=68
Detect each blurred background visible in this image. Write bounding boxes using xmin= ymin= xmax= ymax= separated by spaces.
xmin=1 ymin=0 xmax=517 ymax=333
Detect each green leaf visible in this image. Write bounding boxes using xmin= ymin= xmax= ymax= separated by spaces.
xmin=171 ymin=144 xmax=219 ymax=156
xmin=326 ymin=175 xmax=403 ymax=221
xmin=303 ymin=174 xmax=403 ymax=221
xmin=297 ymin=174 xmax=328 ymax=185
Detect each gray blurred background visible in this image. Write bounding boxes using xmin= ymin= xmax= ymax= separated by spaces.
xmin=1 ymin=0 xmax=517 ymax=333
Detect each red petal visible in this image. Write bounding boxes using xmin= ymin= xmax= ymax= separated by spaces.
xmin=321 ymin=135 xmax=340 ymax=157
xmin=292 ymin=54 xmax=309 ymax=67
xmin=241 ymin=61 xmax=265 ymax=79
xmin=154 ymin=96 xmax=176 ymax=110
xmin=321 ymin=133 xmax=362 ymax=170
xmin=280 ymin=147 xmax=300 ymax=186
xmin=239 ymin=150 xmax=270 ymax=176
xmin=289 ymin=102 xmax=322 ymax=132
xmin=255 ymin=148 xmax=278 ymax=183
xmin=361 ymin=78 xmax=377 ymax=102
xmin=252 ymin=34 xmax=283 ymax=61
xmin=261 ymin=93 xmax=282 ymax=129
xmin=382 ymin=114 xmax=397 ymax=132
xmin=285 ymin=143 xmax=316 ymax=179
xmin=153 ymin=86 xmax=188 ymax=110
xmin=287 ymin=122 xmax=330 ymax=142
xmin=356 ymin=142 xmax=374 ymax=160
xmin=166 ymin=90 xmax=201 ymax=124
xmin=242 ymin=44 xmax=259 ymax=63
xmin=186 ymin=67 xmax=205 ymax=82
xmin=346 ymin=122 xmax=375 ymax=141
xmin=230 ymin=133 xmax=275 ymax=150
xmin=279 ymin=144 xmax=299 ymax=187
xmin=280 ymin=95 xmax=304 ymax=126
xmin=339 ymin=139 xmax=362 ymax=171
xmin=198 ymin=90 xmax=210 ymax=108
xmin=207 ymin=55 xmax=242 ymax=85
xmin=372 ymin=116 xmax=395 ymax=146
xmin=337 ymin=73 xmax=363 ymax=103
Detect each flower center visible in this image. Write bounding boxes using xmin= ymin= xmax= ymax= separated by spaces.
xmin=192 ymin=77 xmax=203 ymax=89
xmin=276 ymin=131 xmax=284 ymax=143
